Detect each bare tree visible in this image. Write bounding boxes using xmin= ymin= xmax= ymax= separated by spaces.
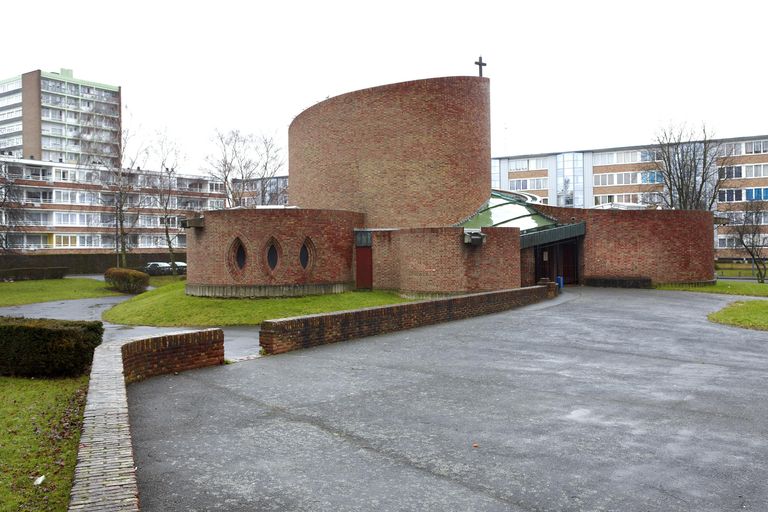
xmin=650 ymin=124 xmax=731 ymax=211
xmin=732 ymin=200 xmax=768 ymax=283
xmin=99 ymin=127 xmax=149 ymax=267
xmin=204 ymin=130 xmax=257 ymax=207
xmin=0 ymin=163 xmax=22 ymax=252
xmin=254 ymin=135 xmax=285 ymax=205
xmin=151 ymin=132 xmax=183 ymax=274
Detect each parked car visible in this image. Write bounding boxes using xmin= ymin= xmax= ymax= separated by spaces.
xmin=139 ymin=262 xmax=173 ymax=276
xmin=172 ymin=262 xmax=187 ymax=275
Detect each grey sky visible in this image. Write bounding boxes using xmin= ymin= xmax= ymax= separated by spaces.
xmin=6 ymin=0 xmax=767 ymax=174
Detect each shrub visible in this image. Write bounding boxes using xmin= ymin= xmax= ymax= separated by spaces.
xmin=104 ymin=267 xmax=150 ymax=294
xmin=0 ymin=267 xmax=69 ymax=281
xmin=0 ymin=317 xmax=103 ymax=377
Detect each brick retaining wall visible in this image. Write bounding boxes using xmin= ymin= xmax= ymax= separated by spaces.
xmin=69 ymin=329 xmax=224 ymax=511
xmin=260 ymin=284 xmax=556 ymax=355
xmin=121 ymin=329 xmax=225 ymax=384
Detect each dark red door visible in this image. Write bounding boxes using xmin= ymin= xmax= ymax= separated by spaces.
xmin=356 ymin=246 xmax=372 ymax=289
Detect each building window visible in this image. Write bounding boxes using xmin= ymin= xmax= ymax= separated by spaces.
xmin=228 ymin=237 xmax=247 ymax=274
xmin=510 ymin=177 xmax=548 ymax=191
xmin=299 ymin=238 xmax=315 ymax=271
xmin=746 ymin=188 xmax=768 ymax=201
xmin=54 ymin=234 xmax=77 ymax=247
xmin=640 ymin=171 xmax=664 ymax=184
xmin=267 ymin=243 xmax=279 ymax=271
xmin=719 ymin=166 xmax=743 ymax=179
xmin=744 ymin=164 xmax=768 ymax=178
xmin=718 ymin=189 xmax=743 ymax=202
xmin=719 ymin=142 xmax=742 ymax=156
xmin=745 ymin=140 xmax=768 ymax=154
xmin=556 ymin=152 xmax=584 ymax=207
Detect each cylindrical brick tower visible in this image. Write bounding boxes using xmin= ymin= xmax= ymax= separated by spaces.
xmin=288 ymin=76 xmax=491 ymax=228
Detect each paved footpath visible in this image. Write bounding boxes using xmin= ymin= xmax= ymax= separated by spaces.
xmin=128 ymin=288 xmax=767 ymax=512
xmin=0 ymin=296 xmax=261 ymax=359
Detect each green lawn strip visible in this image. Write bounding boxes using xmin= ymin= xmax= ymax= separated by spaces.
xmin=716 ymin=269 xmax=762 ymax=278
xmin=147 ymin=275 xmax=186 ymax=288
xmin=0 ymin=279 xmax=122 ymax=307
xmin=103 ymin=281 xmax=411 ymax=327
xmin=708 ymin=300 xmax=768 ymax=331
xmin=0 ymin=375 xmax=88 ymax=512
xmin=656 ymin=280 xmax=768 ymax=297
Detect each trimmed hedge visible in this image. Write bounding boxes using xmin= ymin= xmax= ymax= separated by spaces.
xmin=0 ymin=267 xmax=69 ymax=281
xmin=104 ymin=267 xmax=150 ymax=294
xmin=0 ymin=317 xmax=103 ymax=377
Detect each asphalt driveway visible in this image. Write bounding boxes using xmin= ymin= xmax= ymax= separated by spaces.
xmin=127 ymin=288 xmax=768 ymax=511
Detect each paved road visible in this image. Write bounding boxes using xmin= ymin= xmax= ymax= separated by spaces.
xmin=0 ymin=296 xmax=261 ymax=360
xmin=127 ymin=288 xmax=768 ymax=511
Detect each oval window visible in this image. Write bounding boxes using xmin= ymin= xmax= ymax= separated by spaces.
xmin=235 ymin=241 xmax=246 ymax=270
xmin=299 ymin=243 xmax=310 ymax=269
xmin=230 ymin=238 xmax=248 ymax=270
xmin=267 ymin=243 xmax=278 ymax=270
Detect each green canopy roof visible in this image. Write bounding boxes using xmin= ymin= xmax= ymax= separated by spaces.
xmin=457 ymin=191 xmax=557 ymax=233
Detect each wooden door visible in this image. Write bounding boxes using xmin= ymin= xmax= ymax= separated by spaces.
xmin=356 ymin=246 xmax=372 ymax=289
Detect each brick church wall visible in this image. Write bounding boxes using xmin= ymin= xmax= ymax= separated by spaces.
xmin=289 ymin=76 xmax=491 ymax=228
xmin=371 ymin=226 xmax=521 ymax=295
xmin=186 ymin=209 xmax=365 ymax=297
xmin=534 ymin=205 xmax=715 ymax=284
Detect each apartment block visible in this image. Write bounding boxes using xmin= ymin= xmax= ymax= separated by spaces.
xmin=492 ymin=134 xmax=768 ymax=260
xmin=1 ymin=155 xmax=225 ymax=254
xmin=0 ymin=68 xmax=121 ymax=168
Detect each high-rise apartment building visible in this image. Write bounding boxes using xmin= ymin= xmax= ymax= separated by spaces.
xmin=0 ymin=68 xmax=121 ymax=168
xmin=492 ymin=134 xmax=768 ymax=260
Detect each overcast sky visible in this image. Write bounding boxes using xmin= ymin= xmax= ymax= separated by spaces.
xmin=6 ymin=0 xmax=768 ymax=174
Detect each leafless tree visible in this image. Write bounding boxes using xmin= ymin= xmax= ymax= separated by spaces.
xmin=204 ymin=130 xmax=286 ymax=207
xmin=99 ymin=127 xmax=149 ymax=267
xmin=650 ymin=124 xmax=732 ymax=211
xmin=204 ymin=130 xmax=257 ymax=207
xmin=151 ymin=132 xmax=183 ymax=274
xmin=731 ymin=200 xmax=768 ymax=283
xmin=0 ymin=163 xmax=22 ymax=252
xmin=254 ymin=135 xmax=285 ymax=205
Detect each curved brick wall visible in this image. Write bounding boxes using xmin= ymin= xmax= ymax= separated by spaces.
xmin=533 ymin=205 xmax=715 ymax=284
xmin=289 ymin=76 xmax=491 ymax=228
xmin=186 ymin=209 xmax=364 ymax=297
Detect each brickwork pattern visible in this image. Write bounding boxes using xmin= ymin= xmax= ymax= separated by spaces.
xmin=260 ymin=284 xmax=556 ymax=355
xmin=121 ymin=330 xmax=224 ymax=384
xmin=520 ymin=247 xmax=536 ymax=287
xmin=289 ymin=76 xmax=491 ymax=228
xmin=186 ymin=209 xmax=364 ymax=294
xmin=534 ymin=205 xmax=715 ymax=284
xmin=68 ymin=329 xmax=223 ymax=511
xmin=371 ymin=227 xmax=521 ymax=294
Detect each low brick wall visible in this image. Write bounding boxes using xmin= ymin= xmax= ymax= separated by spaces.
xmin=69 ymin=329 xmax=224 ymax=512
xmin=260 ymin=284 xmax=556 ymax=354
xmin=121 ymin=329 xmax=225 ymax=384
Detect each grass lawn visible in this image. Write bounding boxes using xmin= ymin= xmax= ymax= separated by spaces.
xmin=656 ymin=280 xmax=768 ymax=297
xmin=148 ymin=275 xmax=186 ymax=288
xmin=0 ymin=279 xmax=122 ymax=307
xmin=102 ymin=281 xmax=411 ymax=327
xmin=0 ymin=375 xmax=88 ymax=512
xmin=708 ymin=300 xmax=768 ymax=331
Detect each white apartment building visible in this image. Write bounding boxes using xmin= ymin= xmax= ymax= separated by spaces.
xmin=492 ymin=134 xmax=768 ymax=260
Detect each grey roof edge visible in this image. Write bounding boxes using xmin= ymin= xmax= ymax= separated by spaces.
xmin=494 ymin=134 xmax=768 ymax=160
xmin=520 ymin=222 xmax=586 ymax=249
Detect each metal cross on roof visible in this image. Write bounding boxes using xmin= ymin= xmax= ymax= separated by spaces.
xmin=475 ymin=56 xmax=487 ymax=77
